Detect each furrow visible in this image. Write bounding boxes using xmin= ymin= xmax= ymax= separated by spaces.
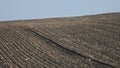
xmin=26 ymin=28 xmax=116 ymax=68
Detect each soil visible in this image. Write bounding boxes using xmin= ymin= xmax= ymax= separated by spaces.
xmin=0 ymin=13 xmax=120 ymax=68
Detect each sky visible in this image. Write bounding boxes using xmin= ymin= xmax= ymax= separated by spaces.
xmin=0 ymin=0 xmax=120 ymax=21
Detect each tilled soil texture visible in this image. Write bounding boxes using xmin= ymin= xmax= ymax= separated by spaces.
xmin=0 ymin=13 xmax=120 ymax=68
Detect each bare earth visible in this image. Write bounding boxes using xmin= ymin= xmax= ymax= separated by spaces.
xmin=0 ymin=13 xmax=120 ymax=68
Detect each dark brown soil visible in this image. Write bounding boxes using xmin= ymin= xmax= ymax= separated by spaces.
xmin=0 ymin=13 xmax=120 ymax=68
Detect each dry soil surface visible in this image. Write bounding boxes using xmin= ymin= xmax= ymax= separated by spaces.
xmin=0 ymin=13 xmax=120 ymax=68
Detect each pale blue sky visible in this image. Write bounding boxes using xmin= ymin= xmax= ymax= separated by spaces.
xmin=0 ymin=0 xmax=120 ymax=21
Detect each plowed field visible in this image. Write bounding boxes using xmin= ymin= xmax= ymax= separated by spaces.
xmin=0 ymin=13 xmax=120 ymax=68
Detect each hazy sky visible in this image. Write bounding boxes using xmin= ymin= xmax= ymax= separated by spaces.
xmin=0 ymin=0 xmax=120 ymax=21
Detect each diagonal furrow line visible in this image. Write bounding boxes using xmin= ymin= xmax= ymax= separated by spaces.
xmin=25 ymin=28 xmax=116 ymax=68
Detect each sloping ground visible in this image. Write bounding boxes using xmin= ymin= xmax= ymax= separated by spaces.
xmin=0 ymin=13 xmax=120 ymax=68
